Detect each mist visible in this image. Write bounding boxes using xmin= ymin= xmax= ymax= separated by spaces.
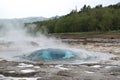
xmin=0 ymin=21 xmax=67 ymax=54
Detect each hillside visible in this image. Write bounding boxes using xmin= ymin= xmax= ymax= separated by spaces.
xmin=33 ymin=3 xmax=120 ymax=33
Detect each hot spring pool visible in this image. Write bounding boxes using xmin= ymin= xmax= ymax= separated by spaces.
xmin=26 ymin=48 xmax=75 ymax=60
xmin=16 ymin=48 xmax=114 ymax=64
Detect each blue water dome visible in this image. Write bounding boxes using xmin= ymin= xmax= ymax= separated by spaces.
xmin=26 ymin=48 xmax=75 ymax=60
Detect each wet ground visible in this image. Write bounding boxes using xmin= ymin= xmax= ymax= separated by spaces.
xmin=0 ymin=59 xmax=120 ymax=80
xmin=0 ymin=35 xmax=120 ymax=80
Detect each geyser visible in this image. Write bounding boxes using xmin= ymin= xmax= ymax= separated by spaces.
xmin=0 ymin=21 xmax=114 ymax=64
xmin=23 ymin=48 xmax=75 ymax=60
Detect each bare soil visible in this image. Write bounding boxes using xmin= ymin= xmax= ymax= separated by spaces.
xmin=52 ymin=33 xmax=120 ymax=39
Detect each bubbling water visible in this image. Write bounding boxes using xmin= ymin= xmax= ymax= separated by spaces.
xmin=20 ymin=48 xmax=75 ymax=60
xmin=15 ymin=48 xmax=114 ymax=64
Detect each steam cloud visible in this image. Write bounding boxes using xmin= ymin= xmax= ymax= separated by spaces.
xmin=0 ymin=21 xmax=66 ymax=52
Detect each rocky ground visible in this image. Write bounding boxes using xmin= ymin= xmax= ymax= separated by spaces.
xmin=0 ymin=59 xmax=120 ymax=80
xmin=0 ymin=34 xmax=120 ymax=80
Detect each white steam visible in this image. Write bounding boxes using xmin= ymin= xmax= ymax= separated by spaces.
xmin=0 ymin=21 xmax=66 ymax=52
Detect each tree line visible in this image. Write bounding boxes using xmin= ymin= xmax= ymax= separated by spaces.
xmin=32 ymin=3 xmax=120 ymax=33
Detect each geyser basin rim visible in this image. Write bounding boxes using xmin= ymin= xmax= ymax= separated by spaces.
xmin=25 ymin=48 xmax=75 ymax=60
xmin=14 ymin=48 xmax=115 ymax=64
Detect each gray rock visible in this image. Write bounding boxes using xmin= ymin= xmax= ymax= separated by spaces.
xmin=37 ymin=75 xmax=72 ymax=80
